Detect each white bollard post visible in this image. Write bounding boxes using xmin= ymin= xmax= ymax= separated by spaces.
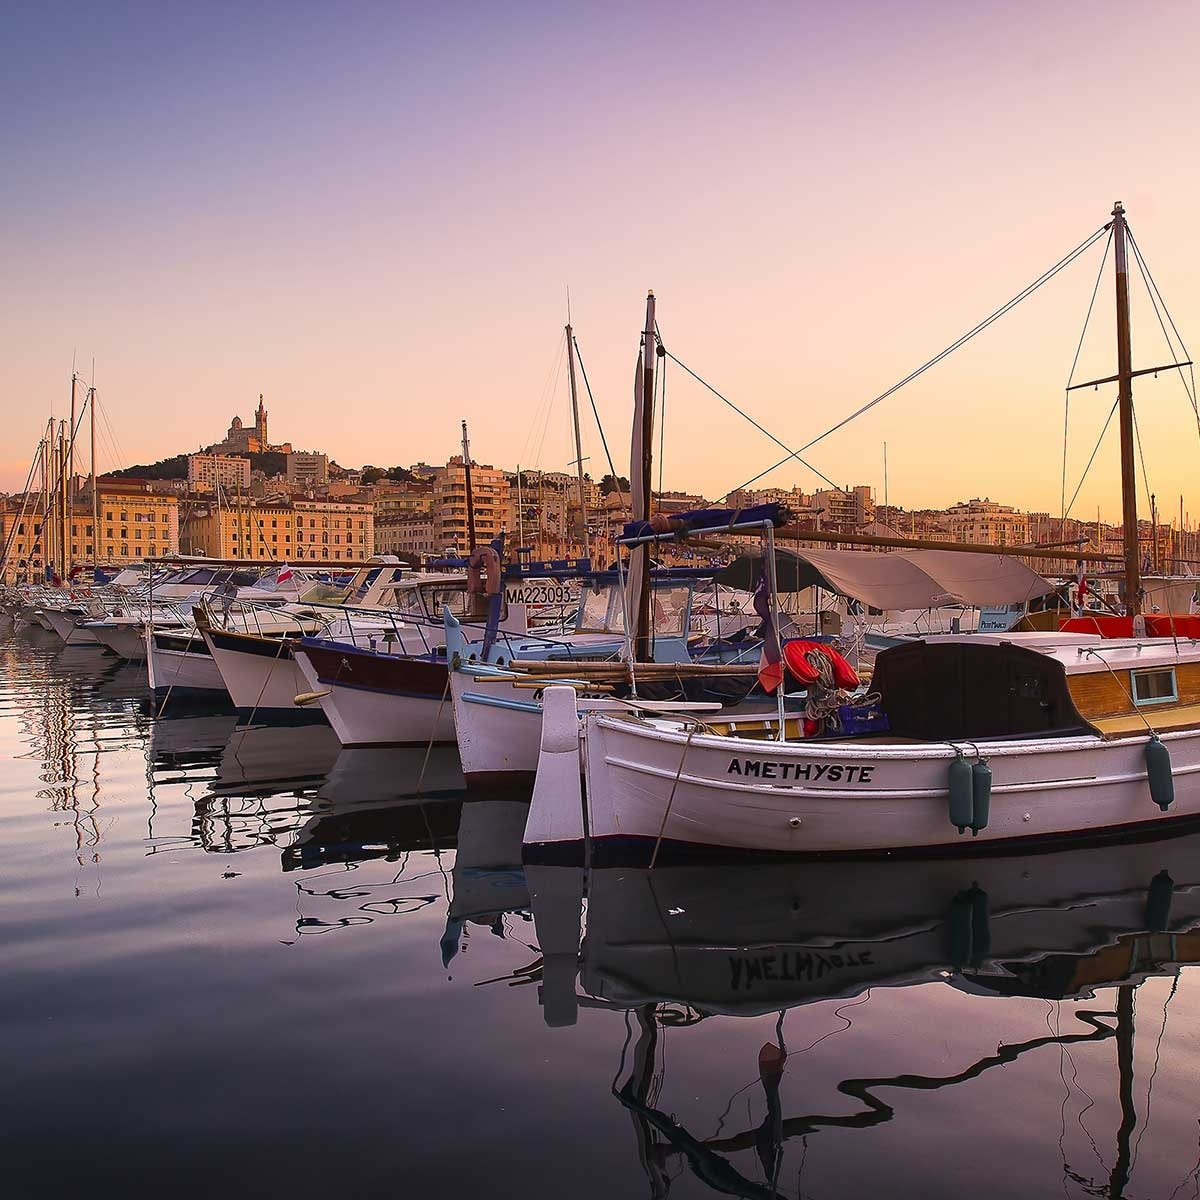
xmin=523 ymin=685 xmax=585 ymax=853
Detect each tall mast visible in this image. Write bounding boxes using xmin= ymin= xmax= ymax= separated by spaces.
xmin=461 ymin=420 xmax=477 ymax=552
xmin=516 ymin=465 xmax=525 ymax=552
xmin=1112 ymin=202 xmax=1141 ymax=616
xmin=89 ymin=388 xmax=98 ymax=568
xmin=633 ymin=291 xmax=656 ymax=661
xmin=565 ymin=325 xmax=591 ymax=560
xmin=59 ymin=420 xmax=69 ymax=576
xmin=39 ymin=424 xmax=49 ymax=576
xmin=68 ymin=372 xmax=77 ymax=504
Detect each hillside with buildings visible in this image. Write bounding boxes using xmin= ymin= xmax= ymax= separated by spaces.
xmin=3 ymin=393 xmax=1195 ymax=579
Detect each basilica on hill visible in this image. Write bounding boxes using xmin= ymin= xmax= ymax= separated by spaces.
xmin=209 ymin=395 xmax=292 ymax=455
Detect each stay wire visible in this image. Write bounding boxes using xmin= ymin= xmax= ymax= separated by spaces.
xmin=571 ymin=338 xmax=620 ymax=484
xmin=727 ymin=222 xmax=1112 ymax=498
xmin=1132 ymin=403 xmax=1156 ymax=526
xmin=656 ymin=324 xmax=666 ymax=510
xmin=1062 ymin=232 xmax=1113 ymax=531
xmin=1127 ymin=226 xmax=1200 ymax=445
xmin=660 ymin=347 xmax=840 ymax=492
xmin=1064 ymin=398 xmax=1120 ymax=522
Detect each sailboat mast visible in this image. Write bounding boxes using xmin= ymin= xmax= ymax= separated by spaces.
xmin=1112 ymin=202 xmax=1141 ymax=616
xmin=461 ymin=420 xmax=477 ymax=552
xmin=565 ymin=325 xmax=591 ymax=561
xmin=89 ymin=388 xmax=98 ymax=569
xmin=59 ymin=420 xmax=69 ymax=577
xmin=68 ymin=373 xmax=77 ymax=504
xmin=634 ymin=291 xmax=656 ymax=661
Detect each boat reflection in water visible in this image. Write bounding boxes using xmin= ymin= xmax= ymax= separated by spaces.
xmin=279 ymin=747 xmax=470 ymax=940
xmin=527 ymin=824 xmax=1200 ymax=1198
xmin=442 ymin=798 xmax=533 ymax=967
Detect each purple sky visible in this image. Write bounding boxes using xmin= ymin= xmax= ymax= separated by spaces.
xmin=5 ymin=1 xmax=1200 ymax=521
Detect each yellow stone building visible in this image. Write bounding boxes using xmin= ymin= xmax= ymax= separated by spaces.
xmin=183 ymin=498 xmax=373 ymax=562
xmin=0 ymin=483 xmax=179 ymax=579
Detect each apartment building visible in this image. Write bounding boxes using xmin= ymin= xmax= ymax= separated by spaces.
xmin=432 ymin=456 xmax=509 ymax=552
xmin=942 ymin=498 xmax=1030 ymax=546
xmin=187 ymin=452 xmax=251 ymax=495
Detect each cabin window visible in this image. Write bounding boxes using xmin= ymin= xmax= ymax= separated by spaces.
xmin=1132 ymin=668 xmax=1177 ymax=706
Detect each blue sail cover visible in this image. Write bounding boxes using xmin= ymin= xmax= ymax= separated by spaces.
xmin=621 ymin=503 xmax=786 ymax=544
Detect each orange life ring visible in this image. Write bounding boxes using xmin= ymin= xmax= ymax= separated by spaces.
xmin=782 ymin=639 xmax=860 ymax=688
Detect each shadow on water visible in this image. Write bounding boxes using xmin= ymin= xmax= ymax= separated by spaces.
xmin=9 ymin=621 xmax=1200 ymax=1198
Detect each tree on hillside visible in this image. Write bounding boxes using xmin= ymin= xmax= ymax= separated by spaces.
xmin=108 ymin=455 xmax=188 ymax=480
xmin=599 ymin=473 xmax=631 ymax=495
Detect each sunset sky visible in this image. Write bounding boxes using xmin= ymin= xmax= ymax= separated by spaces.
xmin=5 ymin=1 xmax=1200 ymax=524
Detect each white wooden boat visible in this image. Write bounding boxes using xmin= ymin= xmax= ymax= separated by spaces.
xmin=525 ymin=202 xmax=1200 ymax=861
xmin=530 ymin=633 xmax=1200 ymax=858
xmin=144 ymin=626 xmax=228 ymax=698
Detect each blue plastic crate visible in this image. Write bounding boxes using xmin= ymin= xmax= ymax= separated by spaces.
xmin=838 ymin=701 xmax=890 ymax=736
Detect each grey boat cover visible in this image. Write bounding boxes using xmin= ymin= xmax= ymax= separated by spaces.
xmin=720 ymin=547 xmax=1053 ymax=610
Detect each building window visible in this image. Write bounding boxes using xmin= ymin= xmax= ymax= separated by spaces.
xmin=135 ymin=547 xmax=142 ymax=557
xmin=149 ymin=546 xmax=156 ymax=556
xmin=1133 ymin=668 xmax=1177 ymax=706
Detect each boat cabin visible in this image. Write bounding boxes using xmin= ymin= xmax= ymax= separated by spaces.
xmin=871 ymin=633 xmax=1200 ymax=741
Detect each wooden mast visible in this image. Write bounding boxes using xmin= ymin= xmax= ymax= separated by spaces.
xmin=89 ymin=387 xmax=98 ymax=569
xmin=68 ymin=373 xmax=77 ymax=504
xmin=565 ymin=324 xmax=591 ymax=561
xmin=633 ymin=291 xmax=656 ymax=661
xmin=58 ymin=420 xmax=69 ymax=578
xmin=461 ymin=419 xmax=477 ymax=552
xmin=1112 ymin=202 xmax=1141 ymax=616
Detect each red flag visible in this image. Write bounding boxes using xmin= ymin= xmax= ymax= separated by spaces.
xmin=758 ymin=647 xmax=784 ymax=695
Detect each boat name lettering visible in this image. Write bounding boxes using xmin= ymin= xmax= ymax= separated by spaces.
xmin=726 ymin=759 xmax=875 ymax=784
xmin=729 ymin=949 xmax=874 ymax=990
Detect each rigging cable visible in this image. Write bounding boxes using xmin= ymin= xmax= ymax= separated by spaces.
xmin=727 ymin=221 xmax=1113 ymax=498
xmin=1063 ymin=398 xmax=1121 ymax=522
xmin=1127 ymin=226 xmax=1200 ymax=459
xmin=1062 ymin=230 xmax=1113 ymax=533
xmin=661 ymin=345 xmax=840 ymax=492
xmin=571 ymin=338 xmax=620 ymax=485
xmin=656 ymin=325 xmax=666 ymax=511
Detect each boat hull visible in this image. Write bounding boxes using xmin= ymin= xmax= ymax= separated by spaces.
xmin=91 ymin=623 xmax=149 ymax=659
xmin=203 ymin=629 xmax=323 ymax=720
xmin=293 ymin=643 xmax=454 ymax=747
xmin=146 ymin=631 xmax=228 ymax=698
xmin=568 ymin=714 xmax=1200 ymax=859
xmin=43 ymin=608 xmax=103 ymax=645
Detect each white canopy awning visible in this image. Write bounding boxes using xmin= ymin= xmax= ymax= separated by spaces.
xmin=720 ymin=547 xmax=1053 ymax=610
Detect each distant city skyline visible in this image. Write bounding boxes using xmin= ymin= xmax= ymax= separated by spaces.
xmin=5 ymin=1 xmax=1200 ymax=522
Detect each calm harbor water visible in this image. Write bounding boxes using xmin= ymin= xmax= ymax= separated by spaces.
xmin=5 ymin=624 xmax=1200 ymax=1198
